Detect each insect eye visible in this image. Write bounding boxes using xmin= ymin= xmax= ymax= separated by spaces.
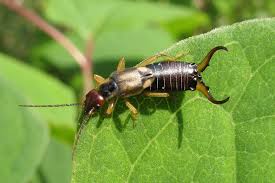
xmin=108 ymin=82 xmax=116 ymax=92
xmin=102 ymin=88 xmax=111 ymax=97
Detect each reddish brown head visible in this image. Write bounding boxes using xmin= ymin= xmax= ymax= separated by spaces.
xmin=83 ymin=89 xmax=105 ymax=115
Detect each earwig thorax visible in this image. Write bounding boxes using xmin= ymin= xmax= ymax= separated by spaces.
xmin=98 ymin=80 xmax=119 ymax=100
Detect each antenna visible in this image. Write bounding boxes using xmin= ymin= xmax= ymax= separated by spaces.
xmin=72 ymin=108 xmax=94 ymax=159
xmin=18 ymin=103 xmax=81 ymax=107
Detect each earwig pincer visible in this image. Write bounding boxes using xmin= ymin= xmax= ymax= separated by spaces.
xmin=83 ymin=46 xmax=230 ymax=120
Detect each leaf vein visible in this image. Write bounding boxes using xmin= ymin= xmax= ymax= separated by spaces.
xmin=126 ymin=97 xmax=199 ymax=182
xmin=230 ymin=55 xmax=275 ymax=114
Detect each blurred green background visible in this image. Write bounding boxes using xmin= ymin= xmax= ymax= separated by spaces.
xmin=0 ymin=0 xmax=274 ymax=183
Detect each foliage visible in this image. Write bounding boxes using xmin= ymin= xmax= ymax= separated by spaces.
xmin=0 ymin=1 xmax=209 ymax=182
xmin=211 ymin=0 xmax=275 ymax=24
xmin=0 ymin=54 xmax=75 ymax=183
xmin=72 ymin=19 xmax=275 ymax=183
xmin=33 ymin=0 xmax=209 ymax=72
xmin=0 ymin=76 xmax=48 ymax=183
xmin=0 ymin=0 xmax=274 ymax=183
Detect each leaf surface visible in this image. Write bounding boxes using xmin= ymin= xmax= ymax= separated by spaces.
xmin=0 ymin=54 xmax=77 ymax=142
xmin=72 ymin=18 xmax=275 ymax=182
xmin=0 ymin=77 xmax=49 ymax=183
xmin=45 ymin=0 xmax=208 ymax=38
xmin=33 ymin=0 xmax=208 ymax=70
xmin=32 ymin=138 xmax=72 ymax=183
xmin=32 ymin=28 xmax=175 ymax=71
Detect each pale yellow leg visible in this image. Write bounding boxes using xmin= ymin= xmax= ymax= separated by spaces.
xmin=159 ymin=53 xmax=179 ymax=61
xmin=143 ymin=92 xmax=170 ymax=97
xmin=174 ymin=50 xmax=189 ymax=60
xmin=94 ymin=74 xmax=105 ymax=86
xmin=135 ymin=53 xmax=174 ymax=67
xmin=124 ymin=99 xmax=138 ymax=122
xmin=161 ymin=51 xmax=189 ymax=61
xmin=136 ymin=51 xmax=191 ymax=67
xmin=105 ymin=98 xmax=118 ymax=116
xmin=117 ymin=57 xmax=126 ymax=72
xmin=135 ymin=55 xmax=156 ymax=67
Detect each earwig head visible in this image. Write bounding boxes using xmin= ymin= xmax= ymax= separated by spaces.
xmin=98 ymin=79 xmax=119 ymax=100
xmin=73 ymin=90 xmax=104 ymax=158
xmin=83 ymin=89 xmax=105 ymax=115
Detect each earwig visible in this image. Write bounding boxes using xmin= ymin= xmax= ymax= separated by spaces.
xmin=20 ymin=46 xmax=230 ymax=153
xmin=86 ymin=46 xmax=229 ymax=120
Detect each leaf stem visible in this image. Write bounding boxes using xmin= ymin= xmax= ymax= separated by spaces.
xmin=83 ymin=35 xmax=94 ymax=93
xmin=0 ymin=0 xmax=93 ymax=92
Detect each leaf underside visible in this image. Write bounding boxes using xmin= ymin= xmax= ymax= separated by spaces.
xmin=72 ymin=18 xmax=275 ymax=183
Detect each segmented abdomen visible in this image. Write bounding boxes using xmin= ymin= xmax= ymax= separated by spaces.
xmin=146 ymin=61 xmax=198 ymax=92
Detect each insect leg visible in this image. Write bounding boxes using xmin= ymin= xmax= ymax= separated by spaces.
xmin=136 ymin=53 xmax=177 ymax=67
xmin=117 ymin=57 xmax=126 ymax=72
xmin=196 ymin=81 xmax=229 ymax=104
xmin=124 ymin=99 xmax=138 ymax=125
xmin=143 ymin=92 xmax=169 ymax=97
xmin=135 ymin=54 xmax=161 ymax=67
xmin=159 ymin=53 xmax=179 ymax=61
xmin=173 ymin=50 xmax=189 ymax=60
xmin=197 ymin=46 xmax=228 ymax=72
xmin=94 ymin=74 xmax=105 ymax=86
xmin=106 ymin=98 xmax=118 ymax=116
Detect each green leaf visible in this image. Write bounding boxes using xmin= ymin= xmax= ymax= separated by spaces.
xmin=34 ymin=0 xmax=208 ymax=70
xmin=31 ymin=138 xmax=72 ymax=183
xmin=0 ymin=54 xmax=77 ymax=142
xmin=72 ymin=18 xmax=275 ymax=182
xmin=32 ymin=28 xmax=175 ymax=71
xmin=44 ymin=0 xmax=208 ymax=38
xmin=212 ymin=0 xmax=275 ymax=24
xmin=0 ymin=77 xmax=49 ymax=183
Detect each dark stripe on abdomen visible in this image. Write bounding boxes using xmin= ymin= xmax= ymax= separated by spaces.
xmin=145 ymin=61 xmax=198 ymax=92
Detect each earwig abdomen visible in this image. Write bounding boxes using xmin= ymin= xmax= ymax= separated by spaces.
xmin=146 ymin=61 xmax=199 ymax=92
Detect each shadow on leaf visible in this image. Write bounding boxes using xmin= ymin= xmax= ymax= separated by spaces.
xmin=94 ymin=92 xmax=185 ymax=148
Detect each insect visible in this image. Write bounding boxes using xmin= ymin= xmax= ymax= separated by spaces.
xmin=81 ymin=46 xmax=229 ymax=122
xmin=20 ymin=46 xmax=229 ymax=153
